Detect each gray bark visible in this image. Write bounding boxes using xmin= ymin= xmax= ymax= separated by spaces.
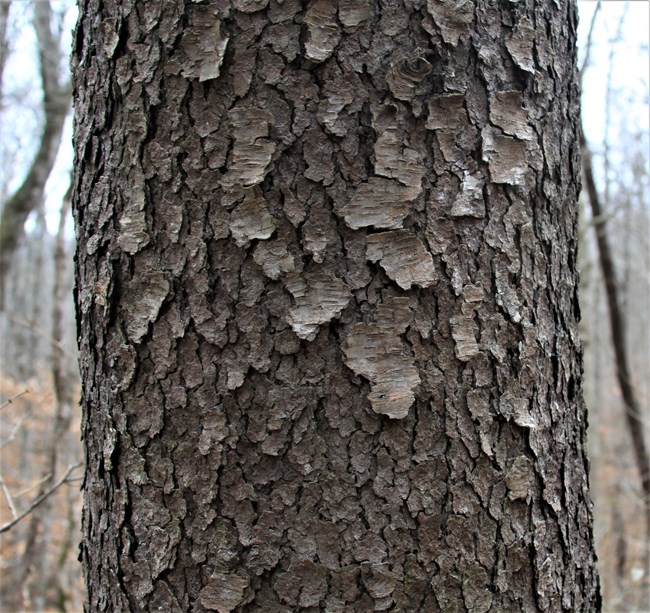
xmin=73 ymin=1 xmax=600 ymax=611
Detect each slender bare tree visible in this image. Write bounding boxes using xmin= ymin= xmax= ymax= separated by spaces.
xmin=581 ymin=132 xmax=650 ymax=608
xmin=0 ymin=0 xmax=71 ymax=308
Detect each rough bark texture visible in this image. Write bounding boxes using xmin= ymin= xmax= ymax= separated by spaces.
xmin=73 ymin=1 xmax=600 ymax=611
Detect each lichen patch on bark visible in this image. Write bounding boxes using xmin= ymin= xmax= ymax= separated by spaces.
xmin=481 ymin=127 xmax=528 ymax=186
xmin=338 ymin=0 xmax=372 ymax=28
xmin=366 ymin=230 xmax=436 ymax=289
xmin=373 ymin=105 xmax=425 ymax=189
xmin=252 ymin=240 xmax=295 ymax=280
xmin=386 ymin=55 xmax=433 ymax=107
xmin=174 ymin=9 xmax=229 ymax=82
xmin=450 ymin=171 xmax=485 ymax=218
xmin=284 ymin=270 xmax=351 ymax=340
xmin=490 ymin=91 xmax=534 ymax=141
xmin=338 ymin=178 xmax=419 ymax=230
xmin=304 ymin=0 xmax=340 ymax=63
xmin=342 ymin=297 xmax=420 ymax=419
xmin=117 ymin=179 xmax=150 ymax=254
xmin=426 ymin=0 xmax=475 ymax=45
xmin=198 ymin=569 xmax=249 ymax=612
xmin=123 ymin=267 xmax=170 ymax=343
xmin=227 ymin=187 xmax=276 ymax=247
xmin=220 ymin=107 xmax=276 ymax=191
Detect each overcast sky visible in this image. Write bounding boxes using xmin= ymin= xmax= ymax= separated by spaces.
xmin=578 ymin=2 xmax=650 ymax=147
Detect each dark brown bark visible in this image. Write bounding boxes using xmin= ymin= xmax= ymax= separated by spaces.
xmin=73 ymin=1 xmax=600 ymax=611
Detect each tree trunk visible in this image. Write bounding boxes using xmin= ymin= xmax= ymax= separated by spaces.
xmin=0 ymin=0 xmax=71 ymax=308
xmin=73 ymin=1 xmax=600 ymax=611
xmin=0 ymin=1 xmax=11 ymax=103
xmin=17 ymin=193 xmax=77 ymax=611
xmin=581 ymin=130 xmax=650 ymax=606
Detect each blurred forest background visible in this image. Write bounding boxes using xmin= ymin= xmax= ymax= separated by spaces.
xmin=0 ymin=1 xmax=648 ymax=611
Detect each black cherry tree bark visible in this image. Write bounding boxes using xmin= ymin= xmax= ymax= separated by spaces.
xmin=72 ymin=0 xmax=600 ymax=610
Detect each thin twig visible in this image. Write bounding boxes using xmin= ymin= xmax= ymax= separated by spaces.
xmin=0 ymin=463 xmax=82 ymax=534
xmin=0 ymin=404 xmax=35 ymax=449
xmin=0 ymin=471 xmax=17 ymax=518
xmin=579 ymin=0 xmax=601 ymax=77
xmin=5 ymin=315 xmax=68 ymax=354
xmin=13 ymin=471 xmax=53 ymax=498
xmin=0 ymin=389 xmax=30 ymax=411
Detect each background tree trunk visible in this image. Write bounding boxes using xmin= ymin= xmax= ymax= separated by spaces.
xmin=73 ymin=1 xmax=600 ymax=611
xmin=581 ymin=131 xmax=650 ymax=606
xmin=0 ymin=0 xmax=70 ymax=308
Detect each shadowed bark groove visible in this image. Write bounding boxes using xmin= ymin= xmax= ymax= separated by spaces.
xmin=73 ymin=1 xmax=600 ymax=611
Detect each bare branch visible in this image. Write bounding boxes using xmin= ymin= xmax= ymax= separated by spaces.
xmin=0 ymin=403 xmax=35 ymax=449
xmin=579 ymin=0 xmax=601 ymax=77
xmin=0 ymin=470 xmax=17 ymax=518
xmin=0 ymin=388 xmax=30 ymax=411
xmin=13 ymin=471 xmax=54 ymax=498
xmin=5 ymin=314 xmax=69 ymax=354
xmin=0 ymin=1 xmax=10 ymax=102
xmin=0 ymin=463 xmax=82 ymax=534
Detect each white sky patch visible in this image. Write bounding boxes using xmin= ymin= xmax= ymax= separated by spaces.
xmin=578 ymin=2 xmax=650 ymax=147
